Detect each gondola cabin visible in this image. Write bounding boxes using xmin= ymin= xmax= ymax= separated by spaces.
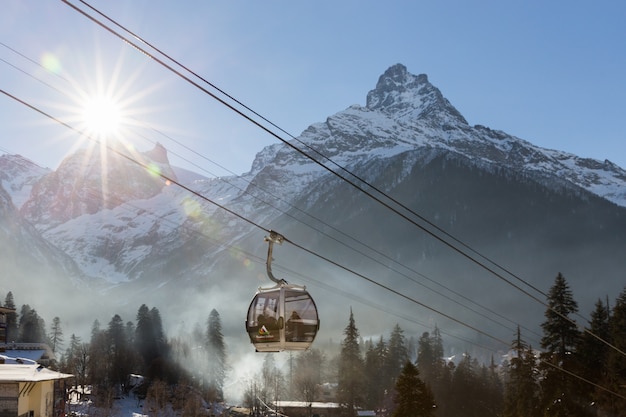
xmin=246 ymin=284 xmax=319 ymax=352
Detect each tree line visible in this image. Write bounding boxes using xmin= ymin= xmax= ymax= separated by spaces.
xmin=3 ymin=272 xmax=626 ymax=417
xmin=1 ymin=291 xmax=227 ymax=415
xmin=331 ymin=273 xmax=626 ymax=417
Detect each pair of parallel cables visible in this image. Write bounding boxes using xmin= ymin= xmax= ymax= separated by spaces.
xmin=1 ymin=0 xmax=624 ymax=399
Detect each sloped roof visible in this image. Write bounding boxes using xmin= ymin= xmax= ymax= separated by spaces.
xmin=0 ymin=364 xmax=73 ymax=382
xmin=274 ymin=401 xmax=339 ymax=409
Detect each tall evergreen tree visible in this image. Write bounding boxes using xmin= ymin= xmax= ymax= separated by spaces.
xmin=599 ymin=287 xmax=626 ymax=415
xmin=364 ymin=336 xmax=386 ymax=410
xmin=206 ymin=308 xmax=227 ymax=401
xmin=108 ymin=314 xmax=132 ymax=389
xmin=449 ymin=353 xmax=478 ymax=417
xmin=385 ymin=324 xmax=409 ymax=389
xmin=539 ymin=272 xmax=585 ymax=416
xmin=63 ymin=334 xmax=87 ymax=388
xmin=49 ymin=316 xmax=64 ymax=353
xmin=504 ymin=326 xmax=539 ymax=417
xmin=416 ymin=328 xmax=449 ymax=416
xmin=337 ymin=308 xmax=365 ymax=416
xmin=88 ymin=323 xmax=111 ymax=400
xmin=417 ymin=332 xmax=436 ymax=382
xmin=135 ymin=304 xmax=168 ymax=377
xmin=17 ymin=305 xmax=46 ymax=343
xmin=391 ymin=361 xmax=436 ymax=417
xmin=3 ymin=292 xmax=18 ymax=342
xmin=577 ymin=298 xmax=611 ymax=412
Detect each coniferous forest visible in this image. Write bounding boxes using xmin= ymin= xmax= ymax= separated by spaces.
xmin=2 ymin=272 xmax=626 ymax=417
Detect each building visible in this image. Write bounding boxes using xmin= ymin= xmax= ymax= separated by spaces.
xmin=0 ymin=307 xmax=13 ymax=353
xmin=272 ymin=401 xmax=340 ymax=417
xmin=0 ymin=344 xmax=56 ymax=369
xmin=0 ymin=307 xmax=74 ymax=417
xmin=0 ymin=363 xmax=73 ymax=417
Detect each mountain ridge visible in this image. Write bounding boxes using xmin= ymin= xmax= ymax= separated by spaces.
xmin=1 ymin=64 xmax=625 ymax=350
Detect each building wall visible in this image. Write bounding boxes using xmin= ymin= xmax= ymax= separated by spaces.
xmin=0 ymin=383 xmax=18 ymax=417
xmin=17 ymin=381 xmax=55 ymax=417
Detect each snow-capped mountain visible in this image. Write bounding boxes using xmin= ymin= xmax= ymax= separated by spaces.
xmin=248 ymin=64 xmax=626 ymax=208
xmin=2 ymin=64 xmax=625 ymax=346
xmin=0 ymin=154 xmax=50 ymax=209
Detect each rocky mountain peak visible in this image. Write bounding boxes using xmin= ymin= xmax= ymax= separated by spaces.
xmin=366 ymin=64 xmax=467 ymax=125
xmin=20 ymin=141 xmax=175 ymax=230
xmin=144 ymin=142 xmax=170 ymax=164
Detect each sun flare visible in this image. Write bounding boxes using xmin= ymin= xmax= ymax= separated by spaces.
xmin=81 ymin=95 xmax=122 ymax=138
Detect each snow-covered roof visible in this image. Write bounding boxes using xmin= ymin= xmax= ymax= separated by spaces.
xmin=0 ymin=364 xmax=73 ymax=382
xmin=273 ymin=401 xmax=339 ymax=409
xmin=1 ymin=350 xmax=47 ymax=363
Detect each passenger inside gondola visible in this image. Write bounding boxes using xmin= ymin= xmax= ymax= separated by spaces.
xmin=258 ymin=305 xmax=279 ymax=329
xmin=286 ymin=310 xmax=302 ymax=341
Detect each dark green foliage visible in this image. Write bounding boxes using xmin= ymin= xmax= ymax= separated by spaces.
xmin=135 ymin=304 xmax=169 ymax=379
xmin=504 ymin=327 xmax=539 ymax=417
xmin=107 ymin=314 xmax=133 ymax=389
xmin=337 ymin=308 xmax=365 ymax=416
xmin=49 ymin=316 xmax=63 ymax=354
xmin=17 ymin=304 xmax=46 ymax=343
xmin=392 ymin=361 xmax=435 ymax=417
xmin=206 ymin=308 xmax=226 ymax=401
xmin=577 ymin=298 xmax=611 ymax=412
xmin=364 ymin=336 xmax=386 ymax=410
xmin=3 ymin=292 xmax=18 ymax=342
xmin=539 ymin=273 xmax=588 ymax=417
xmin=598 ymin=287 xmax=626 ymax=415
xmin=540 ymin=273 xmax=580 ymax=358
xmin=385 ymin=324 xmax=409 ymax=387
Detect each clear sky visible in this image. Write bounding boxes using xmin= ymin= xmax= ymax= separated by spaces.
xmin=1 ymin=0 xmax=625 ymax=176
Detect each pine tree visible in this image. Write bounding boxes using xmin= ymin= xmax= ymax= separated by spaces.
xmin=364 ymin=336 xmax=386 ymax=410
xmin=49 ymin=316 xmax=64 ymax=353
xmin=206 ymin=308 xmax=227 ymax=401
xmin=391 ymin=361 xmax=436 ymax=417
xmin=385 ymin=324 xmax=409 ymax=389
xmin=108 ymin=314 xmax=132 ymax=389
xmin=417 ymin=332 xmax=435 ymax=382
xmin=3 ymin=292 xmax=18 ymax=342
xmin=88 ymin=322 xmax=112 ymax=401
xmin=63 ymin=334 xmax=85 ymax=386
xmin=17 ymin=305 xmax=46 ymax=343
xmin=135 ymin=304 xmax=168 ymax=377
xmin=539 ymin=272 xmax=584 ymax=416
xmin=577 ymin=298 xmax=610 ymax=412
xmin=504 ymin=326 xmax=539 ymax=417
xmin=337 ymin=308 xmax=365 ymax=416
xmin=599 ymin=286 xmax=626 ymax=415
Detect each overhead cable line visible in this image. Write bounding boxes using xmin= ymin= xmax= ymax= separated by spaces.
xmin=0 ymin=88 xmax=510 ymax=347
xmin=3 ymin=88 xmax=625 ymax=402
xmin=0 ymin=44 xmax=540 ymax=344
xmin=63 ymin=0 xmax=626 ymax=360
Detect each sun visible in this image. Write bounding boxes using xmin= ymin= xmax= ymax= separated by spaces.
xmin=81 ymin=94 xmax=123 ymax=138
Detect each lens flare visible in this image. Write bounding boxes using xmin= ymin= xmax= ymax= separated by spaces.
xmin=41 ymin=53 xmax=62 ymax=75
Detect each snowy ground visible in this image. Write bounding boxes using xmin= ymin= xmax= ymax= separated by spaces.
xmin=68 ymin=394 xmax=148 ymax=417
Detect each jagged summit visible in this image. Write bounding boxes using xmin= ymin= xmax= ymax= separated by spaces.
xmin=366 ymin=64 xmax=467 ymax=125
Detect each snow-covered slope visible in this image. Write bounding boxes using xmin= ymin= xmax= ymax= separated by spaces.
xmin=0 ymin=154 xmax=50 ymax=209
xmin=256 ymin=64 xmax=626 ymax=208
xmin=2 ymin=63 xmax=625 ymax=299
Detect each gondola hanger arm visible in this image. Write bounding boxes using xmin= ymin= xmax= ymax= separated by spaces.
xmin=265 ymin=230 xmax=288 ymax=285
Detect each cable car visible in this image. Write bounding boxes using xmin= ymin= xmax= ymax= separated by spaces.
xmin=246 ymin=231 xmax=320 ymax=352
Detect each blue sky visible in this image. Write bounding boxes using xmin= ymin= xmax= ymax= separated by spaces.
xmin=1 ymin=1 xmax=625 ymax=175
